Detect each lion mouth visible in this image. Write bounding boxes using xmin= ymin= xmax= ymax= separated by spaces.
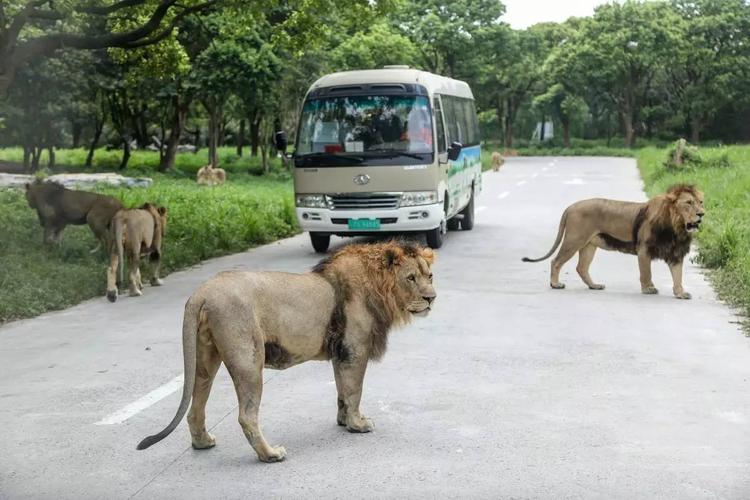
xmin=410 ymin=305 xmax=432 ymax=317
xmin=686 ymin=221 xmax=701 ymax=233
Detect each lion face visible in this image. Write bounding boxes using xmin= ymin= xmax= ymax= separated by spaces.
xmin=393 ymin=248 xmax=436 ymax=317
xmin=671 ymin=187 xmax=705 ymax=233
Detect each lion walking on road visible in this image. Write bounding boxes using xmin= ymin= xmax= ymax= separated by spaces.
xmin=136 ymin=241 xmax=436 ymax=463
xmin=522 ymin=185 xmax=705 ymax=299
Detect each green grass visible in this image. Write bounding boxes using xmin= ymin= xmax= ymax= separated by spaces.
xmin=636 ymin=145 xmax=750 ymax=331
xmin=0 ymin=146 xmax=283 ymax=176
xmin=0 ymin=174 xmax=298 ymax=323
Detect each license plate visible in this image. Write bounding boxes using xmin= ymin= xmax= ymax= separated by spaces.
xmin=348 ymin=218 xmax=380 ymax=230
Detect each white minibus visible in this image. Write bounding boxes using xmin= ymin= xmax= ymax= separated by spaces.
xmin=276 ymin=66 xmax=482 ymax=252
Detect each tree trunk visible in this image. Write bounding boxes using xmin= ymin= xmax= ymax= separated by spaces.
xmin=86 ymin=117 xmax=103 ymax=168
xmin=159 ymin=97 xmax=189 ymax=172
xmin=250 ymin=113 xmax=261 ymax=157
xmin=562 ymin=119 xmax=571 ymax=148
xmin=119 ymin=138 xmax=131 ymax=170
xmin=31 ymin=146 xmax=41 ymax=172
xmin=690 ymin=117 xmax=702 ymax=144
xmin=72 ymin=122 xmax=83 ymax=149
xmin=23 ymin=146 xmax=31 ymax=171
xmin=237 ymin=118 xmax=246 ymax=157
xmin=621 ymin=110 xmax=636 ymax=148
xmin=47 ymin=146 xmax=55 ymax=169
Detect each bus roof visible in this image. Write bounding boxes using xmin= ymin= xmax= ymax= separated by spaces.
xmin=309 ymin=68 xmax=475 ymax=100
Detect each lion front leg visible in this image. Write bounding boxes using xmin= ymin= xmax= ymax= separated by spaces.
xmin=638 ymin=249 xmax=658 ymax=295
xmin=333 ymin=355 xmax=373 ymax=433
xmin=669 ymin=261 xmax=691 ymax=299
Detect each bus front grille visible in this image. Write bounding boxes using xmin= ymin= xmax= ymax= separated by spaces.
xmin=328 ymin=193 xmax=401 ymax=210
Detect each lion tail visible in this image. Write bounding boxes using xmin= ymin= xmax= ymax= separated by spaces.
xmin=522 ymin=209 xmax=568 ymax=263
xmin=136 ymin=296 xmax=203 ymax=450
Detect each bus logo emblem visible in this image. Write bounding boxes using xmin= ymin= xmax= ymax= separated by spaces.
xmin=353 ymin=174 xmax=370 ymax=185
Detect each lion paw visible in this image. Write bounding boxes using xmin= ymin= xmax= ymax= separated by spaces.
xmin=641 ymin=286 xmax=659 ymax=295
xmin=191 ymin=432 xmax=216 ymax=450
xmin=674 ymin=291 xmax=692 ymax=300
xmin=151 ymin=278 xmax=164 ymax=287
xmin=346 ymin=416 xmax=374 ymax=433
xmin=588 ymin=284 xmax=606 ymax=290
xmin=129 ymin=288 xmax=143 ymax=297
xmin=106 ymin=290 xmax=118 ymax=303
xmin=550 ymin=282 xmax=565 ymax=289
xmin=259 ymin=446 xmax=286 ymax=463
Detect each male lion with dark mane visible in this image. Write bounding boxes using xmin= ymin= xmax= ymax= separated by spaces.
xmin=136 ymin=241 xmax=436 ymax=463
xmin=523 ymin=184 xmax=704 ymax=299
xmin=25 ymin=180 xmax=123 ymax=246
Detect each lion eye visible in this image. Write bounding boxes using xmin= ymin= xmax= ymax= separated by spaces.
xmin=428 ymin=274 xmax=433 ymax=282
xmin=407 ymin=275 xmax=416 ymax=282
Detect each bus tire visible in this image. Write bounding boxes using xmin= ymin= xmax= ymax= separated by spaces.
xmin=425 ymin=226 xmax=443 ymax=249
xmin=460 ymin=189 xmax=475 ymax=231
xmin=446 ymin=218 xmax=460 ymax=230
xmin=310 ymin=232 xmax=330 ymax=253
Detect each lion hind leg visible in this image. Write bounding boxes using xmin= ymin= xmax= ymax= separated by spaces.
xmin=333 ymin=356 xmax=373 ymax=433
xmin=128 ymin=252 xmax=142 ymax=297
xmin=188 ymin=327 xmax=222 ymax=449
xmin=550 ymin=236 xmax=587 ymax=289
xmin=577 ymin=243 xmax=605 ymax=290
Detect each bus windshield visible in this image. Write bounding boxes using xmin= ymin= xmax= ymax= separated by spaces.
xmin=295 ymin=94 xmax=433 ymax=166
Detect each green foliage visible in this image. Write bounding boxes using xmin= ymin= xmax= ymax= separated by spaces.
xmin=330 ymin=22 xmax=418 ymax=70
xmin=0 ymin=175 xmax=297 ymax=323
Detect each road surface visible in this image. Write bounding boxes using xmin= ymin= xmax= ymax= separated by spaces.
xmin=2 ymin=157 xmax=749 ymax=499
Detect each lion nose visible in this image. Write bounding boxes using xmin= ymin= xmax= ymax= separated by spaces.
xmin=424 ymin=295 xmax=435 ymax=305
xmin=697 ymin=212 xmax=705 ymax=218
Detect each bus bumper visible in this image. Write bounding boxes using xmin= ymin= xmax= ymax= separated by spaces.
xmin=296 ymin=203 xmax=443 ymax=234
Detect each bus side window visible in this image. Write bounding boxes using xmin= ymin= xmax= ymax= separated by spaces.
xmin=434 ymin=97 xmax=447 ymax=154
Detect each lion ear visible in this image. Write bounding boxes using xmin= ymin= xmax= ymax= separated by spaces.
xmin=382 ymin=246 xmax=404 ymax=268
xmin=420 ymin=247 xmax=435 ymax=265
xmin=158 ymin=206 xmax=168 ymax=215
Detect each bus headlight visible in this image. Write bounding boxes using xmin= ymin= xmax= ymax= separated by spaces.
xmin=400 ymin=191 xmax=438 ymax=207
xmin=296 ymin=194 xmax=328 ymax=208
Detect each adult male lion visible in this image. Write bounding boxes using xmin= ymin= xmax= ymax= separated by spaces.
xmin=25 ymin=180 xmax=123 ymax=245
xmin=522 ymin=184 xmax=705 ymax=299
xmin=137 ymin=241 xmax=436 ymax=463
xmin=106 ymin=203 xmax=168 ymax=303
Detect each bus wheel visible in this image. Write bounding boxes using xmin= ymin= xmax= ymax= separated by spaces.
xmin=446 ymin=218 xmax=460 ymax=230
xmin=310 ymin=232 xmax=330 ymax=253
xmin=425 ymin=224 xmax=444 ymax=249
xmin=460 ymin=189 xmax=475 ymax=231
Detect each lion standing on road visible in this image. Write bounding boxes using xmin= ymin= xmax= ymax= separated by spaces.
xmin=522 ymin=184 xmax=705 ymax=299
xmin=491 ymin=151 xmax=504 ymax=172
xmin=136 ymin=241 xmax=436 ymax=463
xmin=106 ymin=203 xmax=168 ymax=302
xmin=24 ymin=181 xmax=123 ymax=246
xmin=196 ymin=164 xmax=226 ymax=186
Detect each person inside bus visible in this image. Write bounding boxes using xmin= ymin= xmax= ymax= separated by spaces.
xmin=403 ymin=105 xmax=433 ymax=152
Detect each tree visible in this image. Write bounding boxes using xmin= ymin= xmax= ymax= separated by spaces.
xmin=0 ymin=0 xmax=218 ymax=94
xmin=330 ymin=22 xmax=417 ymax=70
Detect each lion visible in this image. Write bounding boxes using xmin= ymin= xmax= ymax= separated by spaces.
xmin=24 ymin=180 xmax=123 ymax=246
xmin=136 ymin=241 xmax=436 ymax=463
xmin=106 ymin=203 xmax=168 ymax=303
xmin=522 ymin=184 xmax=705 ymax=299
xmin=491 ymin=151 xmax=504 ymax=172
xmin=196 ymin=164 xmax=226 ymax=186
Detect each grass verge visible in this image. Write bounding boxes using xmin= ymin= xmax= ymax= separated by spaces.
xmin=0 ymin=174 xmax=298 ymax=323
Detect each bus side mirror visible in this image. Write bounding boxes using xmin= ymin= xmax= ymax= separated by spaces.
xmin=274 ymin=131 xmax=288 ymax=154
xmin=447 ymin=141 xmax=462 ymax=161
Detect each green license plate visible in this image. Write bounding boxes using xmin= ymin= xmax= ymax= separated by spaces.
xmin=348 ymin=218 xmax=381 ymax=230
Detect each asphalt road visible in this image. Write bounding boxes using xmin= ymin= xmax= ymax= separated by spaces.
xmin=2 ymin=157 xmax=749 ymax=499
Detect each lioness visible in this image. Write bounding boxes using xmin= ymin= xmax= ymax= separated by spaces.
xmin=137 ymin=241 xmax=436 ymax=463
xmin=25 ymin=180 xmax=123 ymax=245
xmin=196 ymin=164 xmax=226 ymax=186
xmin=523 ymin=184 xmax=704 ymax=299
xmin=491 ymin=151 xmax=504 ymax=172
xmin=106 ymin=203 xmax=168 ymax=303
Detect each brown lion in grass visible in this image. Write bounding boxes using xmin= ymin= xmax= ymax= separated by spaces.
xmin=196 ymin=164 xmax=226 ymax=186
xmin=106 ymin=203 xmax=168 ymax=303
xmin=25 ymin=181 xmax=123 ymax=246
xmin=523 ymin=184 xmax=705 ymax=299
xmin=136 ymin=241 xmax=436 ymax=463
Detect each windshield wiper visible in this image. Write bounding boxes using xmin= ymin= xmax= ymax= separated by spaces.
xmin=363 ymin=149 xmax=427 ymax=160
xmin=295 ymin=152 xmax=364 ymax=165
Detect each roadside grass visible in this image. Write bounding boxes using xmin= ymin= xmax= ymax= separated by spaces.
xmin=0 ymin=146 xmax=284 ymax=175
xmin=636 ymin=145 xmax=750 ymax=331
xmin=0 ymin=174 xmax=298 ymax=323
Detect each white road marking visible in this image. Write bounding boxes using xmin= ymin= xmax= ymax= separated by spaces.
xmin=548 ymin=162 xmax=555 ymax=166
xmin=564 ymin=178 xmax=585 ymax=185
xmin=516 ymin=180 xmax=527 ymax=187
xmin=497 ymin=191 xmax=510 ymax=200
xmin=476 ymin=206 xmax=487 ymax=213
xmin=94 ymin=375 xmax=184 ymax=425
xmin=531 ymin=173 xmax=539 ymax=179
xmin=542 ymin=167 xmax=549 ymax=172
